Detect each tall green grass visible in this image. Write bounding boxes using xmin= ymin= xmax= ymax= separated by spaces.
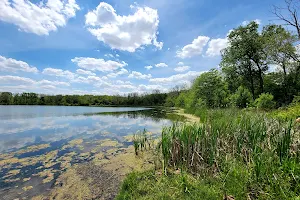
xmin=159 ymin=109 xmax=300 ymax=199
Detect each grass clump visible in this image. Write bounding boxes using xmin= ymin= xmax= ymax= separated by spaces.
xmin=116 ymin=171 xmax=221 ymax=200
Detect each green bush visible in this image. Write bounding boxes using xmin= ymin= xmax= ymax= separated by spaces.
xmin=255 ymin=93 xmax=276 ymax=110
xmin=231 ymin=86 xmax=252 ymax=108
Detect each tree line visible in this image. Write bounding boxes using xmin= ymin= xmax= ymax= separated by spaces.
xmin=0 ymin=92 xmax=167 ymax=106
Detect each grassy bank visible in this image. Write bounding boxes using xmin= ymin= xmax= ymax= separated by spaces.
xmin=117 ymin=105 xmax=300 ymax=200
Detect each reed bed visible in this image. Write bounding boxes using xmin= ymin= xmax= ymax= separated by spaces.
xmin=159 ymin=109 xmax=300 ymax=199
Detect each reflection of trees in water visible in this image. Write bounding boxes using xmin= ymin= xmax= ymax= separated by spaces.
xmin=88 ymin=108 xmax=185 ymax=123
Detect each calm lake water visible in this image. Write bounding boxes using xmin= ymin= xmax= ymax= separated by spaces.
xmin=0 ymin=106 xmax=180 ymax=199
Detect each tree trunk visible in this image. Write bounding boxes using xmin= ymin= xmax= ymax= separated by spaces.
xmin=247 ymin=65 xmax=255 ymax=99
xmin=255 ymin=62 xmax=264 ymax=94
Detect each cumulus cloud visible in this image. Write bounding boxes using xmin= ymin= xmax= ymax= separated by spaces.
xmin=71 ymin=57 xmax=127 ymax=72
xmin=176 ymin=36 xmax=210 ymax=59
xmin=155 ymin=63 xmax=168 ymax=68
xmin=42 ymin=68 xmax=76 ymax=79
xmin=38 ymin=79 xmax=70 ymax=87
xmin=174 ymin=66 xmax=190 ymax=72
xmin=177 ymin=62 xmax=184 ymax=66
xmin=85 ymin=2 xmax=163 ymax=52
xmin=206 ymin=38 xmax=228 ymax=57
xmin=128 ymin=71 xmax=152 ymax=79
xmin=150 ymin=71 xmax=204 ymax=85
xmin=0 ymin=0 xmax=80 ymax=35
xmin=107 ymin=68 xmax=129 ymax=78
xmin=0 ymin=56 xmax=38 ymax=73
xmin=0 ymin=75 xmax=35 ymax=85
xmin=0 ymin=75 xmax=70 ymax=89
xmin=145 ymin=65 xmax=153 ymax=70
xmin=76 ymin=69 xmax=96 ymax=76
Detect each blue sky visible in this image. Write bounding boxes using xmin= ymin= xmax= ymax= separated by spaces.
xmin=0 ymin=0 xmax=285 ymax=95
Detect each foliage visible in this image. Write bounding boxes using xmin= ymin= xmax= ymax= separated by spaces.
xmin=254 ymin=93 xmax=276 ymax=110
xmin=231 ymin=86 xmax=252 ymax=108
xmin=157 ymin=108 xmax=300 ymax=199
xmin=191 ymin=69 xmax=229 ymax=108
xmin=270 ymin=97 xmax=300 ymax=120
xmin=0 ymin=92 xmax=168 ymax=107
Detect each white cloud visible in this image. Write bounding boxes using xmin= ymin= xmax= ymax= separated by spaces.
xmin=0 ymin=0 xmax=80 ymax=35
xmin=177 ymin=62 xmax=184 ymax=66
xmin=242 ymin=19 xmax=261 ymax=26
xmin=116 ymin=80 xmax=132 ymax=85
xmin=85 ymin=2 xmax=163 ymax=52
xmin=38 ymin=80 xmax=70 ymax=87
xmin=176 ymin=36 xmax=210 ymax=59
xmin=0 ymin=75 xmax=70 ymax=89
xmin=137 ymin=84 xmax=167 ymax=93
xmin=71 ymin=57 xmax=127 ymax=72
xmin=174 ymin=66 xmax=190 ymax=72
xmin=0 ymin=75 xmax=35 ymax=85
xmin=150 ymin=71 xmax=203 ymax=85
xmin=76 ymin=69 xmax=96 ymax=76
xmin=206 ymin=38 xmax=228 ymax=57
xmin=116 ymin=54 xmax=120 ymax=57
xmin=42 ymin=68 xmax=76 ymax=79
xmin=0 ymin=56 xmax=38 ymax=73
xmin=128 ymin=71 xmax=152 ymax=79
xmin=145 ymin=65 xmax=153 ymax=70
xmin=107 ymin=68 xmax=128 ymax=78
xmin=155 ymin=63 xmax=168 ymax=68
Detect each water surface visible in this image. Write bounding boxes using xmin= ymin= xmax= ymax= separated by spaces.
xmin=0 ymin=106 xmax=180 ymax=199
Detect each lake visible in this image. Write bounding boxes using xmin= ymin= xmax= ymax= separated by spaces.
xmin=0 ymin=106 xmax=181 ymax=199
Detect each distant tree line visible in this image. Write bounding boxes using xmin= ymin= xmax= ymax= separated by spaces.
xmin=0 ymin=91 xmax=167 ymax=106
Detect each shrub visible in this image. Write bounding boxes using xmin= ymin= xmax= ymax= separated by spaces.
xmin=231 ymin=86 xmax=252 ymax=108
xmin=255 ymin=93 xmax=276 ymax=110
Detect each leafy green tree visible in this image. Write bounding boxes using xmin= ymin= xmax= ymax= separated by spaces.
xmin=192 ymin=69 xmax=229 ymax=108
xmin=262 ymin=24 xmax=297 ymax=103
xmin=222 ymin=21 xmax=268 ymax=96
xmin=175 ymin=92 xmax=186 ymax=107
xmin=0 ymin=92 xmax=13 ymax=105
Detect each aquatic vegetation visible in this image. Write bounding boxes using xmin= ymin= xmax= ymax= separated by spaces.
xmin=99 ymin=139 xmax=121 ymax=147
xmin=133 ymin=129 xmax=152 ymax=155
xmin=22 ymin=185 xmax=33 ymax=191
xmin=16 ymin=144 xmax=50 ymax=154
xmin=157 ymin=109 xmax=300 ymax=199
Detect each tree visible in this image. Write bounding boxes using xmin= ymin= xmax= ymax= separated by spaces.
xmin=192 ymin=69 xmax=229 ymax=108
xmin=262 ymin=24 xmax=297 ymax=103
xmin=0 ymin=92 xmax=13 ymax=105
xmin=221 ymin=21 xmax=268 ymax=96
xmin=273 ymin=0 xmax=300 ymax=39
